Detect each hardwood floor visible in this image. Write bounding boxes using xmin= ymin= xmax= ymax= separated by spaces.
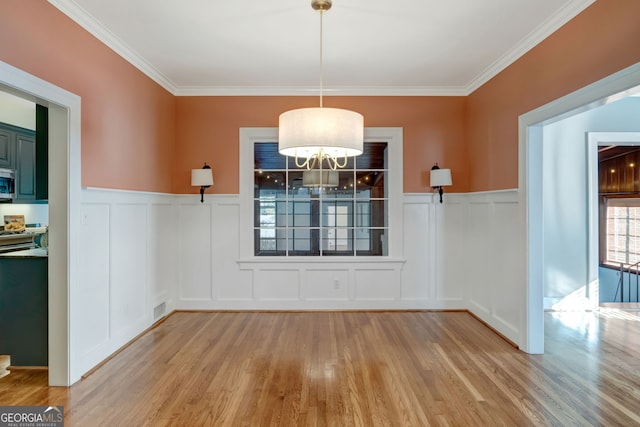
xmin=1 ymin=310 xmax=640 ymax=426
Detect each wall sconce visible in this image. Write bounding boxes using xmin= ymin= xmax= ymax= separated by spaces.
xmin=430 ymin=163 xmax=452 ymax=203
xmin=191 ymin=163 xmax=213 ymax=203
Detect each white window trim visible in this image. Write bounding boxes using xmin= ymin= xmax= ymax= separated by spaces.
xmin=239 ymin=127 xmax=404 ymax=261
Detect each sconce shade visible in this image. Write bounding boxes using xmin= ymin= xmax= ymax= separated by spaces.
xmin=430 ymin=168 xmax=452 ymax=187
xmin=302 ymin=170 xmax=339 ymax=187
xmin=191 ymin=168 xmax=213 ymax=187
xmin=192 ymin=164 xmax=213 ymax=203
xmin=279 ymin=107 xmax=364 ymax=159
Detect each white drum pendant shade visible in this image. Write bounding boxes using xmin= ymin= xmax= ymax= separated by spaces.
xmin=279 ymin=107 xmax=364 ymax=159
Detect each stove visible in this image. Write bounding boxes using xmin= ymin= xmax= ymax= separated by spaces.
xmin=0 ymin=230 xmax=25 ymax=236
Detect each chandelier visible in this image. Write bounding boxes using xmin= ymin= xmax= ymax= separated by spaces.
xmin=278 ymin=0 xmax=364 ymax=170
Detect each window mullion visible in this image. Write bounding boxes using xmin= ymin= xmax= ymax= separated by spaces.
xmin=285 ymin=159 xmax=290 ymax=256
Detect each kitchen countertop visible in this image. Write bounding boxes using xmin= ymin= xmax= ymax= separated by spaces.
xmin=0 ymin=248 xmax=48 ymax=258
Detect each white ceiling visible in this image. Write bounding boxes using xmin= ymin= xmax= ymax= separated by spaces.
xmin=48 ymin=0 xmax=595 ymax=96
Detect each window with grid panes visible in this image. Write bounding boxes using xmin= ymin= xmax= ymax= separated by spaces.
xmin=605 ymin=198 xmax=640 ymax=265
xmin=254 ymin=142 xmax=388 ymax=256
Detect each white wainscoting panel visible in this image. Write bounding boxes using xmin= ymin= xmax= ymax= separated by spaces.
xmin=401 ymin=195 xmax=430 ymax=302
xmin=77 ymin=203 xmax=110 ymax=365
xmin=254 ymin=269 xmax=300 ymax=300
xmin=147 ymin=204 xmax=177 ymax=313
xmin=74 ymin=187 xmax=523 ymax=376
xmin=464 ymin=190 xmax=521 ymax=344
xmin=110 ymin=203 xmax=147 ymax=334
xmin=435 ymin=196 xmax=467 ymax=306
xmin=76 ymin=188 xmax=177 ymax=375
xmin=176 ymin=193 xmax=465 ymax=310
xmin=466 ymin=201 xmax=493 ymax=316
xmin=355 ymin=268 xmax=400 ymax=300
xmin=490 ymin=201 xmax=521 ymax=338
xmin=233 ymin=260 xmax=407 ymax=309
xmin=178 ymin=203 xmax=212 ymax=301
xmin=304 ymin=269 xmax=350 ymax=301
xmin=212 ymin=199 xmax=253 ymax=301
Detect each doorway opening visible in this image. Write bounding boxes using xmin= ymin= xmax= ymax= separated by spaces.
xmin=521 ymin=62 xmax=640 ymax=354
xmin=0 ymin=60 xmax=82 ymax=385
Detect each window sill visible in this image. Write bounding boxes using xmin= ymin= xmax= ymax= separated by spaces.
xmin=237 ymin=257 xmax=406 ymax=267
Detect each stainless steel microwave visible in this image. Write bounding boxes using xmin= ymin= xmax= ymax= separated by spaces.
xmin=0 ymin=168 xmax=16 ymax=201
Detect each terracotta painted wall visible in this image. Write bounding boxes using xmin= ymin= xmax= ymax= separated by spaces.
xmin=2 ymin=1 xmax=638 ymax=195
xmin=0 ymin=1 xmax=175 ymax=192
xmin=467 ymin=0 xmax=640 ymax=192
xmin=175 ymin=96 xmax=466 ymax=194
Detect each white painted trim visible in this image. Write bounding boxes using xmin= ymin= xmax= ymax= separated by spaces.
xmin=239 ymin=127 xmax=403 ymax=260
xmin=82 ymin=186 xmax=174 ymax=197
xmin=47 ymin=0 xmax=594 ymax=97
xmin=237 ymin=258 xmax=406 ymax=265
xmin=461 ymin=188 xmax=518 ymax=197
xmin=174 ymin=86 xmax=470 ymax=97
xmin=77 ymin=188 xmax=177 ymax=376
xmin=430 ymin=199 xmax=443 ymax=304
xmin=519 ymin=62 xmax=640 ymax=354
xmin=175 ymin=299 xmax=458 ymax=311
xmin=466 ymin=0 xmax=595 ymax=94
xmin=519 ymin=65 xmax=640 ymax=128
xmin=47 ymin=0 xmax=177 ymax=94
xmin=587 ymin=132 xmax=640 ymax=308
xmin=0 ymin=59 xmax=82 ymax=385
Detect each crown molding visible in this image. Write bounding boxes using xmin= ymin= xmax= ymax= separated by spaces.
xmin=465 ymin=0 xmax=596 ymax=94
xmin=48 ymin=0 xmax=596 ymax=97
xmin=48 ymin=0 xmax=178 ymax=94
xmin=173 ymin=86 xmax=469 ymax=97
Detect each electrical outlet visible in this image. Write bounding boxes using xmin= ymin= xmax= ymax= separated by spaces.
xmin=333 ymin=279 xmax=340 ymax=290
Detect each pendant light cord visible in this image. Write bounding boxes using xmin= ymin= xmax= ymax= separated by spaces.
xmin=319 ymin=9 xmax=324 ymax=108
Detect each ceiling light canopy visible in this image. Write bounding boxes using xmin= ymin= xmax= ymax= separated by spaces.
xmin=278 ymin=0 xmax=364 ymax=171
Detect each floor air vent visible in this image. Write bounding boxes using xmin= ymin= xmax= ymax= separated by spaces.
xmin=153 ymin=302 xmax=166 ymax=321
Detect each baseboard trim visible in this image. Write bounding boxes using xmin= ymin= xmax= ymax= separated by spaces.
xmin=466 ymin=310 xmax=519 ymax=349
xmin=174 ymin=308 xmax=468 ymax=314
xmin=81 ymin=312 xmax=175 ymax=380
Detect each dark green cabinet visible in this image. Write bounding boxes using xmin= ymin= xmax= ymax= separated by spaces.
xmin=0 ymin=256 xmax=48 ymax=366
xmin=35 ymin=104 xmax=48 ymax=200
xmin=0 ymin=127 xmax=13 ymax=169
xmin=15 ymin=133 xmax=36 ymax=201
xmin=0 ymin=121 xmax=46 ymax=203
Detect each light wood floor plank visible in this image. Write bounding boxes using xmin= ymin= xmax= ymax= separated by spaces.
xmin=2 ymin=311 xmax=640 ymax=426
